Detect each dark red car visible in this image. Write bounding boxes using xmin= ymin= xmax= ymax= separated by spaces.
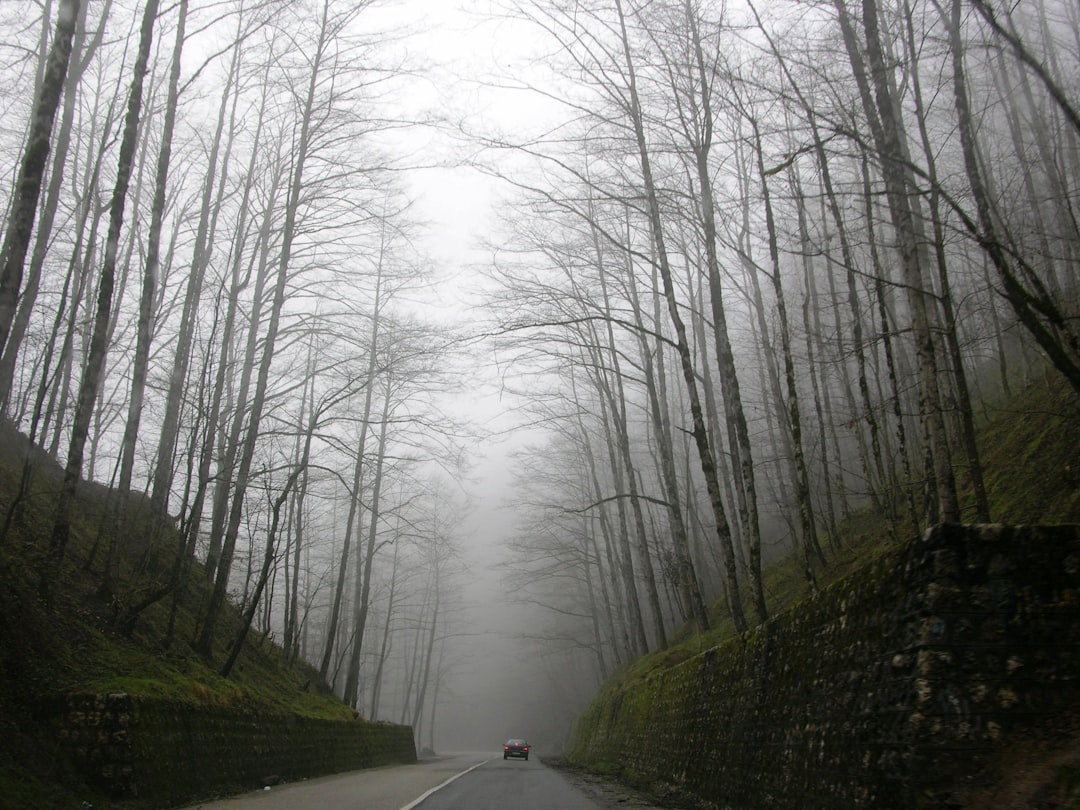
xmin=503 ymin=739 xmax=530 ymax=760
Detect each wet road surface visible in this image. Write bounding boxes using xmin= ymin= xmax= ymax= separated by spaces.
xmin=177 ymin=751 xmax=678 ymax=810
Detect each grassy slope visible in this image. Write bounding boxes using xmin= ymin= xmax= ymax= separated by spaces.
xmin=571 ymin=376 xmax=1080 ymax=806
xmin=0 ymin=378 xmax=1076 ymax=808
xmin=626 ymin=375 xmax=1080 ymax=681
xmin=0 ymin=424 xmax=354 ymax=809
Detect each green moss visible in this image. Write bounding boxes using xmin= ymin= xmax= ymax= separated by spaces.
xmin=0 ymin=766 xmax=79 ymax=810
xmin=569 ymin=525 xmax=1080 ymax=807
xmin=979 ymin=378 xmax=1080 ymax=522
xmin=0 ymin=418 xmax=383 ymax=807
xmin=578 ymin=379 xmax=1079 ymax=741
xmin=1055 ymin=764 xmax=1080 ymax=793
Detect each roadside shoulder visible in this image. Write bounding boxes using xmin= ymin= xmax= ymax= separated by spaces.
xmin=544 ymin=756 xmax=703 ymax=809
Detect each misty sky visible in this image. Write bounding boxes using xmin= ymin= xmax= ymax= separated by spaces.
xmin=365 ymin=1 xmax=577 ymax=752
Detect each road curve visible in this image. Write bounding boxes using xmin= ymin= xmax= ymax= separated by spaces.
xmin=176 ymin=752 xmax=491 ymax=810
xmin=407 ymin=755 xmax=603 ymax=809
xmin=176 ymin=751 xmax=669 ymax=810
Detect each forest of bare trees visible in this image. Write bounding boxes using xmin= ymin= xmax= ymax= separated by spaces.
xmin=0 ymin=0 xmax=1077 ymax=747
xmin=0 ymin=0 xmax=472 ymax=745
xmin=481 ymin=0 xmax=1079 ymax=695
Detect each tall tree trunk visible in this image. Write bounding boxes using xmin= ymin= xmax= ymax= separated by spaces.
xmin=793 ymin=172 xmax=840 ymax=547
xmin=343 ymin=381 xmax=392 ymax=707
xmin=900 ymin=0 xmax=989 ymax=521
xmin=368 ymin=537 xmax=400 ymax=719
xmin=197 ymin=1 xmax=332 ymax=658
xmin=591 ymin=262 xmax=667 ymax=649
xmin=0 ymin=89 xmax=112 ymax=546
xmin=202 ymin=158 xmax=280 ymax=585
xmin=410 ymin=557 xmax=441 ymax=732
xmin=285 ymin=342 xmax=318 ymax=662
xmin=187 ymin=65 xmax=270 ymax=590
xmin=400 ymin=583 xmax=429 ymax=725
xmin=580 ymin=506 xmax=609 ymax=681
xmin=614 ymin=0 xmax=746 ymax=634
xmin=220 ymin=454 xmax=308 ymax=678
xmin=683 ymin=0 xmax=766 ymax=623
xmin=834 ymin=0 xmax=959 ymax=522
xmin=320 ymin=276 xmax=383 ymax=681
xmin=968 ymin=0 xmax=1080 ymax=138
xmin=683 ymin=246 xmax=742 ymax=585
xmin=92 ymin=0 xmax=189 ymax=603
xmin=947 ymin=2 xmax=1080 ymax=394
xmin=593 ymin=363 xmax=648 ymax=657
xmin=751 ymin=8 xmax=880 ymax=526
xmin=150 ymin=23 xmax=244 ymax=516
xmin=0 ymin=0 xmax=81 ymax=358
xmin=943 ymin=0 xmax=1080 ymax=397
xmin=0 ymin=0 xmax=107 ymax=411
xmin=733 ymin=131 xmax=798 ymax=548
xmin=614 ymin=219 xmax=708 ymax=632
xmin=572 ymin=367 xmax=627 ymax=668
xmin=118 ymin=0 xmax=187 ymax=496
xmin=749 ymin=114 xmax=823 ymax=586
xmin=42 ymin=136 xmax=102 ymax=456
xmin=50 ymin=0 xmax=159 ymax=564
xmin=862 ymin=155 xmax=920 ymax=537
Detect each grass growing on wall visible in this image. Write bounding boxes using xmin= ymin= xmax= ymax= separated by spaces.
xmin=625 ymin=376 xmax=1080 ymax=690
xmin=568 ymin=376 xmax=1080 ymax=805
xmin=0 ymin=420 xmax=389 ymax=809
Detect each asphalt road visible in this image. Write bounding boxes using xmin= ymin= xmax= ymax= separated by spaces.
xmin=177 ymin=753 xmax=488 ymax=810
xmin=407 ymin=755 xmax=602 ymax=810
xmin=176 ymin=751 xmax=673 ymax=810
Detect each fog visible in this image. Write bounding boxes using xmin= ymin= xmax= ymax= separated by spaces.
xmin=2 ymin=0 xmax=1068 ymax=767
xmin=373 ymin=2 xmax=604 ymax=754
xmin=419 ymin=410 xmax=596 ymax=754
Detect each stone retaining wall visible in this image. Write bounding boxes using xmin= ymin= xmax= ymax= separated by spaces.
xmin=53 ymin=693 xmax=416 ymax=806
xmin=566 ymin=524 xmax=1080 ymax=809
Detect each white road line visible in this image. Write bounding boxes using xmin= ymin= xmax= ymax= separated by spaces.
xmin=397 ymin=759 xmax=492 ymax=810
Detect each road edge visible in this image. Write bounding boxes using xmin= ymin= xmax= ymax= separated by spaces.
xmin=397 ymin=758 xmax=492 ymax=810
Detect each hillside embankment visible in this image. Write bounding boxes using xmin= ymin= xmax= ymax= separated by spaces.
xmin=566 ymin=523 xmax=1080 ymax=809
xmin=50 ymin=693 xmax=416 ymax=806
xmin=0 ymin=417 xmax=417 ymax=810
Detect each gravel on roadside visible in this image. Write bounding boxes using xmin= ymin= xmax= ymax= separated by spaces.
xmin=544 ymin=756 xmax=705 ymax=810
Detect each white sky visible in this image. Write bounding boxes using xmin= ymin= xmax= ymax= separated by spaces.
xmin=363 ymin=1 xmax=580 ymax=750
xmin=369 ymin=0 xmax=566 ymax=272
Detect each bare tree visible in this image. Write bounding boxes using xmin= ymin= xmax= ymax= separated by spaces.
xmin=198 ymin=0 xmax=347 ymax=657
xmin=150 ymin=10 xmax=248 ymax=518
xmin=659 ymin=0 xmax=767 ymax=621
xmin=0 ymin=0 xmax=81 ymax=361
xmin=609 ymin=0 xmax=746 ymax=632
xmin=50 ymin=0 xmax=161 ymax=564
xmin=0 ymin=0 xmax=109 ymax=411
xmin=116 ymin=0 xmax=188 ymax=497
xmin=833 ymin=0 xmax=959 ymax=524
